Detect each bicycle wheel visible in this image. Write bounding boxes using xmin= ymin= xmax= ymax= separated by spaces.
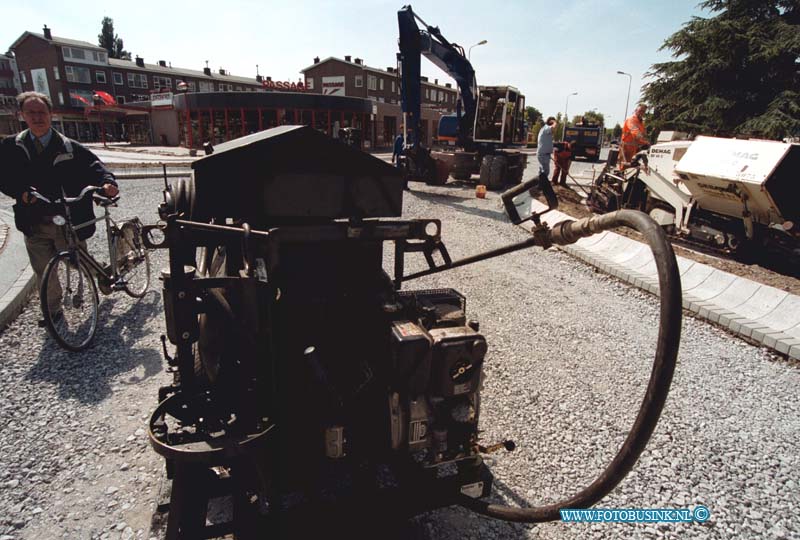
xmin=40 ymin=253 xmax=99 ymax=351
xmin=117 ymin=220 xmax=151 ymax=298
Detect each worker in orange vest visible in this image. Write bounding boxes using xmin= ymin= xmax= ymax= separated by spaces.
xmin=620 ymin=103 xmax=649 ymax=165
xmin=552 ymin=140 xmax=572 ymax=186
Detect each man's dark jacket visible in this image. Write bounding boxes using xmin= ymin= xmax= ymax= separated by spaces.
xmin=0 ymin=129 xmax=117 ymax=240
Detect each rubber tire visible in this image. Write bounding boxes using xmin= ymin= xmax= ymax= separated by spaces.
xmin=509 ymin=155 xmax=525 ymax=184
xmin=118 ymin=222 xmax=151 ymax=298
xmin=40 ymin=253 xmax=99 ymax=352
xmin=479 ymin=155 xmax=494 ymax=186
xmin=488 ymin=155 xmax=507 ymax=190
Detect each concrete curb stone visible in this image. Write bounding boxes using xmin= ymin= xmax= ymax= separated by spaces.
xmin=522 ymin=200 xmax=800 ymax=361
xmin=0 ymin=210 xmax=36 ymax=331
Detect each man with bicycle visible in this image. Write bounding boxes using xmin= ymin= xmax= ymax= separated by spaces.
xmin=0 ymin=92 xmax=119 ymax=325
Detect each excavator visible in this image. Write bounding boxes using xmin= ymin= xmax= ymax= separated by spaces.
xmin=397 ymin=5 xmax=527 ymax=188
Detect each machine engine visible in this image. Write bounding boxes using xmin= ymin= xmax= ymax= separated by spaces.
xmin=146 ymin=126 xmax=495 ymax=537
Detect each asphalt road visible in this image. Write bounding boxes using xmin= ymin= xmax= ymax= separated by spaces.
xmin=0 ymin=156 xmax=798 ymax=540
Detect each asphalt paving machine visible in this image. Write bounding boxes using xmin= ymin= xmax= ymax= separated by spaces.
xmin=588 ymin=136 xmax=800 ymax=261
xmin=144 ymin=125 xmax=683 ymax=538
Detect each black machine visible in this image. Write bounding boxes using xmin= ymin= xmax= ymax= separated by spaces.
xmin=145 ymin=126 xmax=683 ymax=538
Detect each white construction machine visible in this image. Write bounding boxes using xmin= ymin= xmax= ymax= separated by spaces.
xmin=587 ymin=136 xmax=800 ymax=261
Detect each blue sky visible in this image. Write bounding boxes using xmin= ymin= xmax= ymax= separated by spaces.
xmin=3 ymin=0 xmax=711 ymax=127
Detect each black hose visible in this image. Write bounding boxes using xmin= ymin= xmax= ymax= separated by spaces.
xmin=459 ymin=209 xmax=682 ymax=522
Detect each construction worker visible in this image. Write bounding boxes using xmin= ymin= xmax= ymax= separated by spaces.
xmin=537 ymin=117 xmax=557 ymax=180
xmin=552 ymin=140 xmax=572 ymax=186
xmin=621 ymin=103 xmax=649 ymax=164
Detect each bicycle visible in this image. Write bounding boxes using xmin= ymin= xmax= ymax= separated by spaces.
xmin=28 ymin=185 xmax=151 ymax=351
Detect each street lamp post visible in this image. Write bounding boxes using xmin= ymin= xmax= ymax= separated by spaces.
xmin=468 ymin=39 xmax=487 ymax=61
xmin=617 ymin=71 xmax=632 ymax=124
xmin=562 ymin=91 xmax=577 ymax=140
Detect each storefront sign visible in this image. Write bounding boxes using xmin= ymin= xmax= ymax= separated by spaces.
xmin=322 ymin=76 xmax=346 ymax=96
xmin=262 ymin=80 xmax=308 ymax=91
xmin=151 ymin=92 xmax=173 ymax=107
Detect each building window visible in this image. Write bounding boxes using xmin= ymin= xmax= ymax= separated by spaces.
xmin=367 ymin=75 xmax=377 ymax=91
xmin=306 ymin=78 xmax=314 ymax=90
xmin=113 ymin=72 xmax=123 ymax=85
xmin=53 ymin=66 xmax=60 ymax=80
xmin=235 ymin=86 xmax=242 ymax=91
xmin=63 ymin=47 xmax=85 ymax=60
xmin=65 ymin=66 xmax=91 ymax=84
xmin=153 ymin=76 xmax=172 ymax=90
xmin=188 ymin=81 xmax=196 ymax=92
xmin=355 ymin=75 xmax=363 ymax=88
xmin=199 ymin=81 xmax=213 ymax=92
xmin=95 ymin=71 xmax=107 ymax=84
xmin=116 ymin=95 xmax=125 ymax=104
xmin=58 ymin=92 xmax=64 ymax=105
xmin=391 ymin=80 xmax=395 ymax=93
xmin=20 ymin=72 xmax=26 ymax=84
xmin=92 ymin=51 xmax=107 ymax=63
xmin=379 ymin=79 xmax=384 ymax=91
xmin=218 ymin=83 xmax=232 ymax=92
xmin=127 ymin=73 xmax=148 ymax=88
xmin=424 ymin=88 xmax=429 ymax=100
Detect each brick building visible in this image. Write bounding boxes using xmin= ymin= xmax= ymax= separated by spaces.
xmin=9 ymin=26 xmax=266 ymax=143
xmin=8 ymin=27 xmax=462 ymax=149
xmin=301 ymin=56 xmax=458 ymax=148
xmin=0 ymin=53 xmax=22 ymax=136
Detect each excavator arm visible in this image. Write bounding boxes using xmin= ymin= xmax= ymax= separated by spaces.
xmin=398 ymin=5 xmax=477 ymax=149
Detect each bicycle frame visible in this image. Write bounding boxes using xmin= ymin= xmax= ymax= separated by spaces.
xmin=57 ymin=191 xmax=122 ymax=283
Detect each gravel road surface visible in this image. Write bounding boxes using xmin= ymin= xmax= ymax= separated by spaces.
xmin=0 ymin=167 xmax=798 ymax=540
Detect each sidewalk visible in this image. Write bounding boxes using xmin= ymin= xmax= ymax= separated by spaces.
xmin=0 ymin=210 xmax=37 ymax=331
xmin=522 ymin=199 xmax=800 ymax=361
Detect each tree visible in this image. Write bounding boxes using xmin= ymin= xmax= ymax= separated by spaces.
xmin=643 ymin=0 xmax=800 ymax=140
xmin=571 ymin=110 xmax=605 ymax=126
xmin=525 ymin=106 xmax=542 ymax=124
xmin=98 ymin=17 xmax=131 ymax=60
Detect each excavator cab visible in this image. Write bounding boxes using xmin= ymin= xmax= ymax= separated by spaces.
xmin=473 ymin=86 xmax=525 ymax=145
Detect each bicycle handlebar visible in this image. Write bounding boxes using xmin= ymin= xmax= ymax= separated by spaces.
xmin=27 ymin=185 xmax=106 ymax=205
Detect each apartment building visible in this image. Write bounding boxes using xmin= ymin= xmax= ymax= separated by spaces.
xmin=10 ymin=26 xmax=265 ymax=142
xmin=0 ymin=53 xmax=22 ymax=135
xmin=301 ymin=56 xmax=457 ymax=147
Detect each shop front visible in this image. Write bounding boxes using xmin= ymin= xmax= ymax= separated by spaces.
xmin=52 ymin=106 xmax=151 ymax=144
xmin=173 ymin=92 xmax=373 ymax=150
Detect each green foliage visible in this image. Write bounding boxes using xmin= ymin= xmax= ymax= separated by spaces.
xmin=610 ymin=123 xmax=622 ymax=139
xmin=98 ymin=17 xmax=131 ymax=60
xmin=525 ymin=106 xmax=542 ymax=124
xmin=528 ymin=121 xmax=542 ymax=146
xmin=570 ymin=110 xmax=605 ymax=126
xmin=643 ymin=0 xmax=800 ymax=140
